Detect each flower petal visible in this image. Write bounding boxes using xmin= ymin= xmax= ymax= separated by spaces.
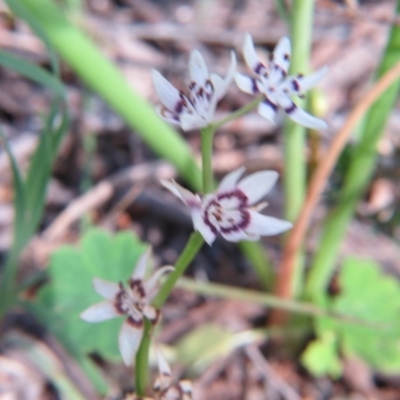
xmin=257 ymin=99 xmax=278 ymax=124
xmin=180 ymin=111 xmax=207 ymax=131
xmin=118 ymin=319 xmax=144 ymax=366
xmin=234 ymin=73 xmax=259 ymax=95
xmin=132 ymin=248 xmax=151 ymax=281
xmin=217 ymin=166 xmax=246 ymax=193
xmin=156 ymin=347 xmax=172 ymax=377
xmin=297 ymin=65 xmax=328 ymax=93
xmin=155 ymin=105 xmax=181 ymax=126
xmin=243 ymin=33 xmax=267 ymax=75
xmin=142 ymin=304 xmax=160 ymax=323
xmin=191 ymin=206 xmax=217 ymax=245
xmin=161 ymin=180 xmax=202 ymax=209
xmin=189 ymin=50 xmax=209 ymax=87
xmin=277 ymin=96 xmax=327 ymax=130
xmin=179 ymin=380 xmax=194 ymax=400
xmin=144 ymin=266 xmax=174 ymax=299
xmin=246 ymin=210 xmax=292 ymax=236
xmin=213 ymin=51 xmax=237 ymax=100
xmin=93 ymin=278 xmax=120 ymax=300
xmin=237 ymin=170 xmax=278 ymax=205
xmin=80 ymin=301 xmax=120 ymax=322
xmin=151 ymin=69 xmax=184 ymax=111
xmin=220 ymin=227 xmax=254 ymax=242
xmin=272 ymin=36 xmax=291 ymax=76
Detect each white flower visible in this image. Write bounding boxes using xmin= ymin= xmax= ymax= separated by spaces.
xmin=152 ymin=50 xmax=236 ymax=131
xmin=161 ymin=167 xmax=292 ymax=246
xmin=235 ymin=33 xmax=328 ymax=130
xmin=153 ymin=348 xmax=193 ymax=400
xmin=80 ymin=249 xmax=173 ymax=366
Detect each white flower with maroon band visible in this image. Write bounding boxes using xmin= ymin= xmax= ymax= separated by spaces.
xmin=80 ymin=250 xmax=173 ymax=366
xmin=161 ymin=167 xmax=292 ymax=245
xmin=235 ymin=33 xmax=328 ymax=130
xmin=153 ymin=348 xmax=193 ymax=400
xmin=151 ymin=50 xmax=236 ymax=131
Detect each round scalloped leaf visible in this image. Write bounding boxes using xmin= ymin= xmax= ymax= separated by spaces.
xmin=35 ymin=228 xmax=147 ymax=361
xmin=316 ymin=258 xmax=400 ymax=373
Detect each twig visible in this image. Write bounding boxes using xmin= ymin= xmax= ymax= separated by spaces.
xmin=274 ymin=61 xmax=400 ymax=306
xmin=42 ymin=161 xmax=175 ymax=241
xmin=245 ymin=345 xmax=300 ymax=400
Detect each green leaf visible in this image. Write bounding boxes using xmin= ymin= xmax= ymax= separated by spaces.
xmin=35 ymin=228 xmax=147 ymax=361
xmin=0 ymin=127 xmax=26 ymax=239
xmin=4 ymin=0 xmax=60 ymax=76
xmin=0 ymin=50 xmax=64 ymax=97
xmin=176 ymin=324 xmax=264 ymax=374
xmin=301 ymin=331 xmax=342 ymax=378
xmin=309 ymin=258 xmax=400 ymax=375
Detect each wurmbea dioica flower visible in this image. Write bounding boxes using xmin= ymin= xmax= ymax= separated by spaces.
xmin=153 ymin=348 xmax=193 ymax=400
xmin=161 ymin=167 xmax=292 ymax=245
xmin=80 ymin=249 xmax=173 ymax=366
xmin=123 ymin=348 xmax=192 ymax=400
xmin=235 ymin=33 xmax=328 ymax=130
xmin=151 ymin=50 xmax=236 ymax=131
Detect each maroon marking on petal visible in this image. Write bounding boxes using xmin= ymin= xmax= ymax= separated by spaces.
xmin=284 ymin=53 xmax=290 ymax=61
xmin=285 ymin=102 xmax=297 ymax=115
xmin=202 ymin=202 xmax=219 ymax=235
xmin=273 ymin=63 xmax=287 ymax=79
xmin=264 ymin=98 xmax=278 ymax=112
xmin=292 ymin=79 xmax=300 ymax=93
xmin=254 ymin=62 xmax=266 ymax=75
xmin=129 ymin=278 xmax=146 ymax=299
xmin=251 ymin=78 xmax=259 ymax=94
xmin=189 ymin=81 xmax=196 ymax=91
xmin=126 ymin=315 xmax=143 ymax=328
xmin=217 ymin=189 xmax=248 ymax=207
xmin=115 ymin=284 xmax=128 ymax=314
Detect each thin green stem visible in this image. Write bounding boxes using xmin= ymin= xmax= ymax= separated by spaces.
xmin=200 ymin=126 xmax=215 ymax=194
xmin=135 ymin=232 xmax=204 ymax=394
xmin=153 ymin=232 xmax=204 ymax=308
xmin=134 ymin=319 xmax=152 ymax=396
xmin=281 ymin=0 xmax=315 ymax=297
xmin=212 ymin=96 xmax=263 ymax=131
xmin=177 ymin=277 xmax=386 ymax=328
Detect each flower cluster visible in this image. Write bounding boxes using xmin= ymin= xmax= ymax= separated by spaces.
xmin=80 ymin=33 xmax=330 ymax=400
xmin=162 ymin=167 xmax=292 ymax=245
xmin=152 ymin=33 xmax=328 ymax=130
xmin=80 ymin=249 xmax=173 ymax=366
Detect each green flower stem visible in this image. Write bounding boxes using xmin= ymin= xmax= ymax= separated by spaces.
xmin=153 ymin=232 xmax=204 ymax=308
xmin=212 ymin=95 xmax=263 ymax=131
xmin=135 ymin=232 xmax=204 ymax=396
xmin=281 ymin=0 xmax=315 ymax=297
xmin=134 ymin=319 xmax=152 ymax=396
xmin=200 ymin=126 xmax=215 ymax=193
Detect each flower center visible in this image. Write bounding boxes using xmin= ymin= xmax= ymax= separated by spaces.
xmin=203 ymin=190 xmax=250 ymax=234
xmin=115 ymin=281 xmax=145 ymax=317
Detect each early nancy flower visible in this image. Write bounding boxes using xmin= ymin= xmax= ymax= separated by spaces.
xmin=235 ymin=33 xmax=328 ymax=130
xmin=161 ymin=167 xmax=292 ymax=246
xmin=80 ymin=249 xmax=173 ymax=366
xmin=153 ymin=348 xmax=193 ymax=400
xmin=152 ymin=50 xmax=236 ymax=131
xmin=123 ymin=348 xmax=193 ymax=400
